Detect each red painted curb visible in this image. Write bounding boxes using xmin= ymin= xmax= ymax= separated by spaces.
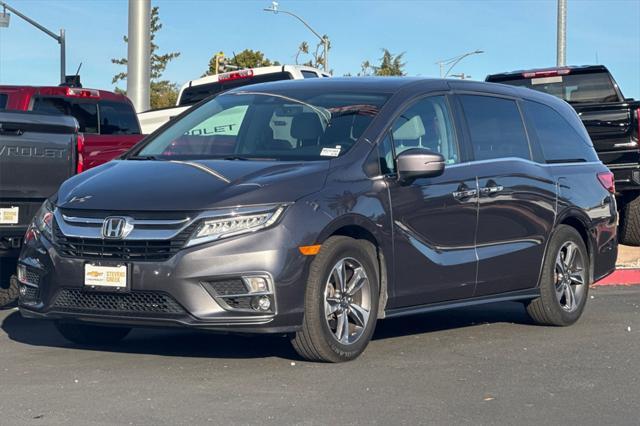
xmin=593 ymin=269 xmax=640 ymax=286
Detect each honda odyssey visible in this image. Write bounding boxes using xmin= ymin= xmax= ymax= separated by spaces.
xmin=18 ymin=78 xmax=618 ymax=362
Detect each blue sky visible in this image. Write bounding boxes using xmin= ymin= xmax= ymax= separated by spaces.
xmin=1 ymin=0 xmax=639 ymax=98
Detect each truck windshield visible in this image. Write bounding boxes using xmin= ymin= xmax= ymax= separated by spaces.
xmin=492 ymin=72 xmax=621 ymax=104
xmin=135 ymin=90 xmax=388 ymax=161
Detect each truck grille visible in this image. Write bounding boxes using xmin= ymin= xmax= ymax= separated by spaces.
xmin=53 ymin=221 xmax=196 ymax=261
xmin=52 ymin=288 xmax=185 ymax=316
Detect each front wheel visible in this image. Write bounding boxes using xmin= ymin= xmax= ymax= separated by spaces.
xmin=55 ymin=321 xmax=131 ymax=346
xmin=291 ymin=236 xmax=379 ymax=362
xmin=526 ymin=225 xmax=590 ymax=326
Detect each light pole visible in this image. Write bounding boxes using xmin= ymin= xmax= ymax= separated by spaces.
xmin=557 ymin=0 xmax=567 ymax=66
xmin=435 ymin=50 xmax=484 ymax=78
xmin=263 ymin=2 xmax=330 ymax=73
xmin=127 ymin=0 xmax=151 ymax=113
xmin=0 ymin=1 xmax=66 ymax=84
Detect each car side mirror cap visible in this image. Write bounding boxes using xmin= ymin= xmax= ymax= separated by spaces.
xmin=396 ymin=148 xmax=445 ymax=184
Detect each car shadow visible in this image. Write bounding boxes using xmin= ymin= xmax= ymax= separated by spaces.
xmin=1 ymin=301 xmax=534 ymax=360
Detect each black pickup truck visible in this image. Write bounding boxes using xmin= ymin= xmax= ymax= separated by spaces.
xmin=0 ymin=111 xmax=79 ymax=306
xmin=486 ymin=65 xmax=640 ymax=245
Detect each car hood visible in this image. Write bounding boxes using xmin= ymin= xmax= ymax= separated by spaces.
xmin=57 ymin=159 xmax=330 ymax=211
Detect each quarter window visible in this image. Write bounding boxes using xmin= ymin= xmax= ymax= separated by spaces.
xmin=459 ymin=95 xmax=530 ymax=161
xmin=0 ymin=94 xmax=7 ymax=109
xmin=391 ymin=96 xmax=459 ymax=164
xmin=523 ymin=100 xmax=598 ymax=163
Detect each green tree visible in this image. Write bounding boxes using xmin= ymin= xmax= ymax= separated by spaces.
xmin=111 ymin=6 xmax=181 ymax=109
xmin=296 ymin=36 xmax=331 ymax=72
xmin=373 ymin=49 xmax=406 ymax=76
xmin=202 ymin=49 xmax=280 ymax=76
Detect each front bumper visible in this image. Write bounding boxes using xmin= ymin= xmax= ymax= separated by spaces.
xmin=18 ymin=224 xmax=310 ymax=334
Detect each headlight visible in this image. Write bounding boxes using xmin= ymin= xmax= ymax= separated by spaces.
xmin=187 ymin=205 xmax=287 ymax=247
xmin=29 ymin=199 xmax=55 ymax=242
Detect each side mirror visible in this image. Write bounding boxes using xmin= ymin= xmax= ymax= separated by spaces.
xmin=396 ymin=148 xmax=445 ymax=184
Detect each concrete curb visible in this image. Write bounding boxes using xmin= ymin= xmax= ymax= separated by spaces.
xmin=593 ymin=269 xmax=640 ymax=286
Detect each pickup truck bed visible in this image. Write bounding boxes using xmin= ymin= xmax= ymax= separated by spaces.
xmin=0 ymin=111 xmax=78 ymax=305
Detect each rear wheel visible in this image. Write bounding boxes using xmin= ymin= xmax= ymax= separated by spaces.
xmin=526 ymin=225 xmax=589 ymax=326
xmin=619 ymin=193 xmax=640 ymax=246
xmin=55 ymin=322 xmax=131 ymax=346
xmin=291 ymin=236 xmax=379 ymax=362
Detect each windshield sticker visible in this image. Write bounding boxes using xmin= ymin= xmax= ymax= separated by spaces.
xmin=531 ymin=76 xmax=563 ymax=85
xmin=320 ymin=146 xmax=341 ymax=157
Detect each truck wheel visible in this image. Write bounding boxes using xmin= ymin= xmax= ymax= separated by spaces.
xmin=55 ymin=322 xmax=131 ymax=346
xmin=619 ymin=194 xmax=640 ymax=246
xmin=291 ymin=236 xmax=379 ymax=362
xmin=0 ymin=275 xmax=19 ymax=308
xmin=526 ymin=225 xmax=590 ymax=326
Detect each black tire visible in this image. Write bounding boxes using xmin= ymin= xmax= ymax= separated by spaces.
xmin=526 ymin=225 xmax=590 ymax=326
xmin=619 ymin=193 xmax=640 ymax=246
xmin=55 ymin=321 xmax=131 ymax=346
xmin=0 ymin=275 xmax=19 ymax=309
xmin=291 ymin=236 xmax=380 ymax=362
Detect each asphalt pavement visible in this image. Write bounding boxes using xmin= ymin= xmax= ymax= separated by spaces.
xmin=0 ymin=286 xmax=639 ymax=425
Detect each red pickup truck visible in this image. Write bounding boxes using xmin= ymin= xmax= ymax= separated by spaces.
xmin=0 ymin=85 xmax=144 ymax=172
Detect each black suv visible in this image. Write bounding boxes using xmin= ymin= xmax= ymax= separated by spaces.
xmin=18 ymin=78 xmax=617 ymax=362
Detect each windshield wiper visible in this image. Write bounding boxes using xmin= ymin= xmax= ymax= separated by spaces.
xmin=127 ymin=155 xmax=161 ymax=161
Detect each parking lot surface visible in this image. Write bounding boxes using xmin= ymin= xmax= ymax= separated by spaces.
xmin=0 ymin=286 xmax=639 ymax=425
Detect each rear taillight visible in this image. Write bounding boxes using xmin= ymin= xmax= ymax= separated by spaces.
xmin=522 ymin=68 xmax=571 ymax=78
xmin=636 ymin=107 xmax=640 ymax=145
xmin=597 ymin=171 xmax=615 ymax=194
xmin=76 ymin=133 xmax=85 ymax=174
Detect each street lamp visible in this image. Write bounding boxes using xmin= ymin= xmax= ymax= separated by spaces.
xmin=0 ymin=1 xmax=66 ymax=84
xmin=435 ymin=50 xmax=484 ymax=78
xmin=263 ymin=1 xmax=330 ymax=73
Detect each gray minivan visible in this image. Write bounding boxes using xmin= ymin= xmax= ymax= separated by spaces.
xmin=18 ymin=78 xmax=618 ymax=362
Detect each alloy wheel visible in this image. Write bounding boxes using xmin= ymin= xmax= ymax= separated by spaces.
xmin=323 ymin=257 xmax=372 ymax=345
xmin=554 ymin=241 xmax=587 ymax=312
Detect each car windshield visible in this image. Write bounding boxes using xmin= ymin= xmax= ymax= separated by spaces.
xmin=135 ymin=90 xmax=389 ymax=161
xmin=493 ymin=72 xmax=620 ymax=103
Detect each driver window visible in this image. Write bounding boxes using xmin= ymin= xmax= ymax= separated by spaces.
xmin=391 ymin=96 xmax=459 ymax=164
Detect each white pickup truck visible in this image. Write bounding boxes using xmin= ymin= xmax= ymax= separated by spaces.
xmin=138 ymin=65 xmax=329 ymax=134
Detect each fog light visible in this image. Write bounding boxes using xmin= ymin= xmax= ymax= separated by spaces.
xmin=19 ymin=285 xmax=27 ymax=297
xmin=252 ymin=295 xmax=272 ymax=312
xmin=243 ymin=276 xmax=269 ymax=293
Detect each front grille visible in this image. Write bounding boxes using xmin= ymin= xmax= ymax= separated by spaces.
xmin=24 ymin=270 xmax=40 ymax=286
xmin=19 ymin=285 xmax=39 ymax=302
xmin=52 ymin=288 xmax=185 ymax=316
xmin=224 ymin=296 xmax=253 ymax=310
xmin=204 ymin=279 xmax=247 ymax=296
xmin=53 ymin=222 xmax=197 ymax=261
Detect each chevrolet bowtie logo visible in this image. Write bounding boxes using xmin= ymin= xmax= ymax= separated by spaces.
xmin=102 ymin=216 xmax=134 ymax=240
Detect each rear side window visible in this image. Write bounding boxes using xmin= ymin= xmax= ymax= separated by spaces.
xmin=301 ymin=71 xmax=319 ymax=78
xmin=523 ymin=100 xmax=598 ymax=163
xmin=98 ymin=101 xmax=140 ymax=135
xmin=459 ymin=95 xmax=530 ymax=161
xmin=179 ymin=72 xmax=294 ymax=106
xmin=0 ymin=94 xmax=7 ymax=109
xmin=33 ymin=97 xmax=99 ymax=133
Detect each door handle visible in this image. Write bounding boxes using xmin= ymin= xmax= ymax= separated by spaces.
xmin=452 ymin=188 xmax=478 ymax=199
xmin=479 ymin=185 xmax=504 ymax=195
